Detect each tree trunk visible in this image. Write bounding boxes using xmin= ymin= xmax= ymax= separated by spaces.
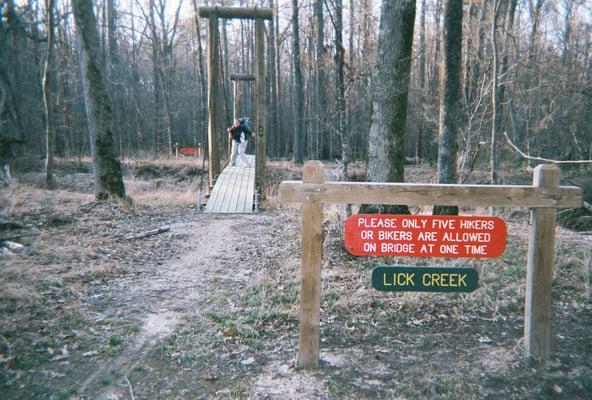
xmin=561 ymin=0 xmax=572 ymax=64
xmin=361 ymin=0 xmax=416 ymax=214
xmin=268 ymin=0 xmax=278 ymax=157
xmin=490 ymin=0 xmax=503 ymax=185
xmin=434 ymin=0 xmax=462 ymax=216
xmin=106 ymin=0 xmax=123 ymax=157
xmin=73 ymin=0 xmax=126 ymax=199
xmin=417 ymin=0 xmax=426 ymax=161
xmin=191 ymin=0 xmax=208 ymax=156
xmin=335 ymin=0 xmax=348 ymax=176
xmin=499 ymin=0 xmax=518 ymax=162
xmin=315 ymin=0 xmax=328 ymax=160
xmin=149 ymin=0 xmax=162 ymax=158
xmin=43 ymin=0 xmax=56 ymax=188
xmin=430 ymin=0 xmax=443 ymax=96
xmin=525 ymin=0 xmax=545 ymax=167
xmin=468 ymin=0 xmax=489 ymax=106
xmin=292 ymin=0 xmax=304 ymax=165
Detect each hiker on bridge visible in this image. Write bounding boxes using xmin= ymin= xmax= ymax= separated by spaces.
xmin=227 ymin=117 xmax=253 ymax=167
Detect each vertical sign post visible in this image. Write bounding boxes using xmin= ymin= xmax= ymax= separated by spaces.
xmin=297 ymin=161 xmax=324 ymax=369
xmin=525 ymin=164 xmax=559 ymax=364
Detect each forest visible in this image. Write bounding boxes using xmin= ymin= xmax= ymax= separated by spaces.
xmin=1 ymin=0 xmax=590 ymax=185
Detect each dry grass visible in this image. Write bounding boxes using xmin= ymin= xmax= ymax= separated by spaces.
xmin=124 ymin=177 xmax=200 ymax=207
xmin=0 ymin=183 xmax=93 ymax=217
xmin=123 ymin=156 xmax=205 ymax=169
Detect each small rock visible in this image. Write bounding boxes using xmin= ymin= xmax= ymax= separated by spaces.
xmin=201 ymin=370 xmax=216 ymax=381
xmin=223 ymin=327 xmax=238 ymax=337
xmin=240 ymin=357 xmax=255 ymax=366
xmin=0 ymin=241 xmax=32 ymax=255
xmin=478 ymin=336 xmax=494 ymax=344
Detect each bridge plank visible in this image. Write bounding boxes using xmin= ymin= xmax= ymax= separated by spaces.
xmin=205 ymin=155 xmax=255 ymax=213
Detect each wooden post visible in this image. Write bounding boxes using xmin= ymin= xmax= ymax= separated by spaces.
xmin=525 ymin=164 xmax=560 ymax=365
xmin=233 ymin=80 xmax=239 ymax=120
xmin=587 ymin=251 xmax=592 ymax=303
xmin=255 ymin=18 xmax=267 ymax=200
xmin=207 ymin=16 xmax=220 ymax=190
xmin=297 ymin=161 xmax=324 ymax=369
xmin=230 ymin=80 xmax=239 ymax=158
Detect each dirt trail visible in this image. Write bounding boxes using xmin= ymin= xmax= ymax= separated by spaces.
xmin=78 ymin=214 xmax=256 ymax=399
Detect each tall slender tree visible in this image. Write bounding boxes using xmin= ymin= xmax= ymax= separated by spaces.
xmin=43 ymin=0 xmax=56 ymax=187
xmin=490 ymin=0 xmax=502 ymax=185
xmin=268 ymin=0 xmax=278 ymax=156
xmin=292 ymin=0 xmax=304 ymax=164
xmin=72 ymin=0 xmax=126 ymax=199
xmin=361 ymin=0 xmax=416 ymax=214
xmin=314 ymin=0 xmax=328 ymax=159
xmin=335 ymin=0 xmax=348 ymax=178
xmin=434 ymin=0 xmax=462 ymax=215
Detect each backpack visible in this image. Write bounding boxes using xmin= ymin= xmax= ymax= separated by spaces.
xmin=239 ymin=118 xmax=252 ymax=136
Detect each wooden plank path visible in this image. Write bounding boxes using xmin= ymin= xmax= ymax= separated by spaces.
xmin=205 ymin=155 xmax=256 ymax=213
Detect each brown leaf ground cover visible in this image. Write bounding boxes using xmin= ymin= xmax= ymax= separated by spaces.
xmin=1 ymin=159 xmax=590 ymax=399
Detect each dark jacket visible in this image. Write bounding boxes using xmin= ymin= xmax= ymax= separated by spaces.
xmin=229 ymin=120 xmax=253 ymax=143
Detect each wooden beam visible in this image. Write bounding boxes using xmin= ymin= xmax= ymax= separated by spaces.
xmin=297 ymin=161 xmax=324 ymax=369
xmin=198 ymin=6 xmax=273 ymax=20
xmin=230 ymin=74 xmax=256 ymax=81
xmin=279 ymin=181 xmax=582 ymax=208
xmin=230 ymin=80 xmax=238 ymax=158
xmin=207 ymin=16 xmax=221 ymax=189
xmin=232 ymin=81 xmax=239 ymax=120
xmin=525 ymin=164 xmax=559 ymax=365
xmin=255 ymin=18 xmax=267 ymax=200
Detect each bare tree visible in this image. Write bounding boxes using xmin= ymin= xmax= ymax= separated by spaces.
xmin=361 ymin=0 xmax=416 ymax=214
xmin=335 ymin=0 xmax=348 ymax=177
xmin=43 ymin=0 xmax=56 ymax=187
xmin=434 ymin=0 xmax=462 ymax=215
xmin=292 ymin=0 xmax=304 ymax=164
xmin=314 ymin=0 xmax=328 ymax=159
xmin=267 ymin=0 xmax=278 ymax=156
xmin=73 ymin=0 xmax=126 ymax=199
xmin=489 ymin=0 xmax=504 ymax=185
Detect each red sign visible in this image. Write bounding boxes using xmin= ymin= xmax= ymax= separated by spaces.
xmin=344 ymin=214 xmax=506 ymax=258
xmin=179 ymin=146 xmax=199 ymax=156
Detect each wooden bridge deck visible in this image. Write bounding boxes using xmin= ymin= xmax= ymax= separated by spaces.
xmin=205 ymin=155 xmax=255 ymax=213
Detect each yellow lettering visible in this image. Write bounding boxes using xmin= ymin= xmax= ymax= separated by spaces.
xmin=423 ymin=273 xmax=430 ymax=286
xmin=449 ymin=274 xmax=457 ymax=287
xmin=458 ymin=274 xmax=467 ymax=286
xmin=431 ymin=274 xmax=441 ymax=287
xmin=406 ymin=273 xmax=415 ymax=286
xmin=396 ymin=273 xmax=406 ymax=286
xmin=383 ymin=274 xmax=392 ymax=286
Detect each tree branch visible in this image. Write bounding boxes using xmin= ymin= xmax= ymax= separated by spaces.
xmin=503 ymin=131 xmax=592 ymax=164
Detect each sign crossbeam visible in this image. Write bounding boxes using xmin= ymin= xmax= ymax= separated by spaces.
xmin=279 ymin=181 xmax=581 ymax=208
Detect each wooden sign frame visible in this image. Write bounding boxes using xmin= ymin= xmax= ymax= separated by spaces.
xmin=279 ymin=161 xmax=582 ymax=369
